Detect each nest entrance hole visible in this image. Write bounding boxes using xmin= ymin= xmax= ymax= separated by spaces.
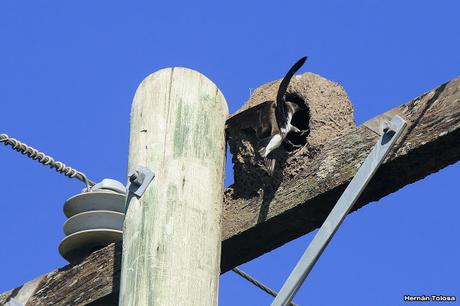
xmin=283 ymin=93 xmax=310 ymax=152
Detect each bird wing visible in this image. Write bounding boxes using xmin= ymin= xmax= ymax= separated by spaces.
xmin=275 ymin=56 xmax=308 ymax=130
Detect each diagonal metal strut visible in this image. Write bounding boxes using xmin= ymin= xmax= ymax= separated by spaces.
xmin=271 ymin=115 xmax=407 ymax=306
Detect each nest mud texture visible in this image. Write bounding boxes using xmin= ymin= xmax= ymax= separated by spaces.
xmin=226 ymin=72 xmax=355 ymax=197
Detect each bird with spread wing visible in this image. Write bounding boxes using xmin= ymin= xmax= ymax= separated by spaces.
xmin=258 ymin=56 xmax=307 ymax=175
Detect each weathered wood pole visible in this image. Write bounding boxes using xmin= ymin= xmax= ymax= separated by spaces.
xmin=119 ymin=68 xmax=228 ymax=306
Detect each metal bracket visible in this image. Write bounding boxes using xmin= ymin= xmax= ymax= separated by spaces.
xmin=271 ymin=115 xmax=407 ymax=306
xmin=126 ymin=165 xmax=155 ymax=197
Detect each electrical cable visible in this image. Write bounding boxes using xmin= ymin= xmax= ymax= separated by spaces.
xmin=232 ymin=268 xmax=299 ymax=306
xmin=0 ymin=133 xmax=94 ymax=190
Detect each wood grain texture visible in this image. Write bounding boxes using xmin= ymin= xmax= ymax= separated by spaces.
xmin=25 ymin=245 xmax=122 ymax=305
xmin=2 ymin=77 xmax=459 ymax=306
xmin=119 ymin=68 xmax=228 ymax=306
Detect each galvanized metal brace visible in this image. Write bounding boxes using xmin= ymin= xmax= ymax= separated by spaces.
xmin=271 ymin=115 xmax=407 ymax=306
xmin=126 ymin=165 xmax=155 ymax=197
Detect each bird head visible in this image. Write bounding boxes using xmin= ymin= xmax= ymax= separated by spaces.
xmin=286 ymin=101 xmax=301 ymax=114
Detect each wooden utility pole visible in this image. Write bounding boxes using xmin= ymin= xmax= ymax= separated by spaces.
xmin=119 ymin=68 xmax=228 ymax=305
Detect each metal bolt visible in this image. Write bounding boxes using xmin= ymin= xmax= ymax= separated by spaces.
xmin=128 ymin=170 xmax=145 ymax=186
xmin=129 ymin=171 xmax=138 ymax=182
xmin=383 ymin=120 xmax=397 ymax=134
xmin=127 ymin=166 xmax=155 ymax=197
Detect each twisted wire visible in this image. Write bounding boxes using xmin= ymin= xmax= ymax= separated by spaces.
xmin=232 ymin=268 xmax=299 ymax=306
xmin=0 ymin=133 xmax=95 ymax=190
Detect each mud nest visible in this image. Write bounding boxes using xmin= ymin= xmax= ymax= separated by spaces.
xmin=226 ymin=72 xmax=355 ymax=196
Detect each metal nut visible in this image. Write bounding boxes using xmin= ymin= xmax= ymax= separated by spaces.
xmin=128 ymin=170 xmax=145 ymax=186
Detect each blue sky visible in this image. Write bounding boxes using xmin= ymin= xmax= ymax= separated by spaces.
xmin=1 ymin=1 xmax=459 ymax=305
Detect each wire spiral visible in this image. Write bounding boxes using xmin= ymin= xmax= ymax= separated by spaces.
xmin=0 ymin=133 xmax=94 ymax=190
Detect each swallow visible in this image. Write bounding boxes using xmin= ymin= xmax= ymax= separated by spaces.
xmin=258 ymin=56 xmax=307 ymax=175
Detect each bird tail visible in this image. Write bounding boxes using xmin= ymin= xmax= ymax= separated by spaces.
xmin=258 ymin=144 xmax=276 ymax=175
xmin=258 ymin=137 xmax=277 ymax=175
xmin=264 ymin=158 xmax=276 ymax=176
xmin=258 ymin=147 xmax=267 ymax=158
xmin=258 ymin=137 xmax=272 ymax=158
